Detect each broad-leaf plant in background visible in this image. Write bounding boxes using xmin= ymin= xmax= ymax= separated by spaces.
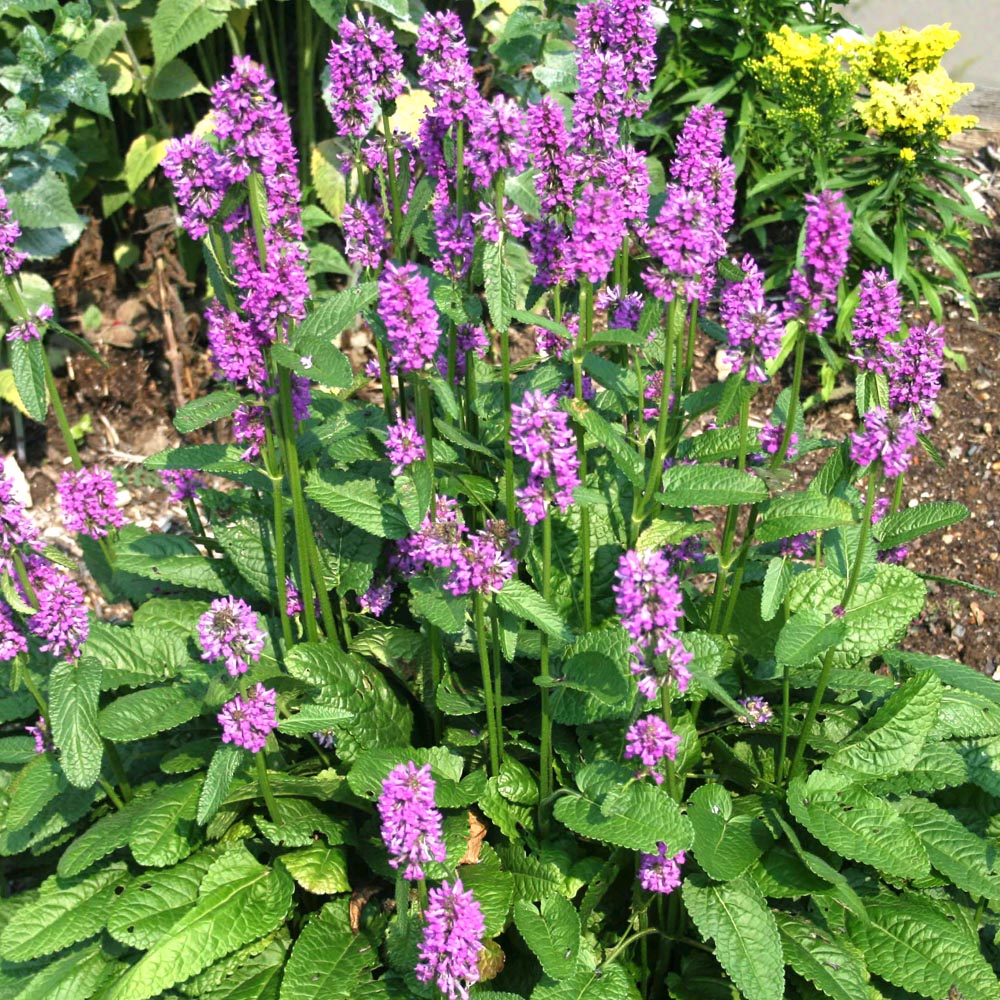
xmin=1 ymin=2 xmax=998 ymax=1000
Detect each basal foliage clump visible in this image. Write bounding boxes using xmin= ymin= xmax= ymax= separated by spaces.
xmin=1 ymin=3 xmax=998 ymax=1000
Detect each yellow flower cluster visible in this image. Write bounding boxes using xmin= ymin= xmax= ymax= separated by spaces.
xmin=749 ymin=26 xmax=863 ymax=142
xmin=862 ymin=24 xmax=961 ymax=82
xmin=857 ymin=67 xmax=977 ymax=140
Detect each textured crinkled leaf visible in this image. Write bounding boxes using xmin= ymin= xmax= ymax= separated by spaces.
xmin=0 ymin=863 xmax=127 ymax=962
xmin=553 ymin=763 xmax=692 ymax=854
xmin=787 ymin=565 xmax=925 ymax=667
xmin=682 ymin=874 xmax=784 ymax=1000
xmin=305 ymin=470 xmax=409 ymax=539
xmin=197 ymin=746 xmax=245 ymax=825
xmin=513 ymin=895 xmax=580 ymax=981
xmin=549 ymin=626 xmax=633 ymax=724
xmin=294 ymin=282 xmax=379 ymax=344
xmin=173 ymin=390 xmax=242 ymax=434
xmin=114 ymin=542 xmax=230 ymax=593
xmin=930 ymin=687 xmax=1000 ymax=738
xmin=872 ymin=501 xmax=969 ymax=548
xmin=484 ymin=239 xmax=516 ymax=333
xmin=495 ymin=844 xmax=572 ymax=901
xmin=531 ymin=962 xmax=633 ymax=1000
xmin=895 ymin=796 xmax=1000 ymax=900
xmin=688 ymin=784 xmax=772 ymax=882
xmin=85 ymin=619 xmax=190 ymax=691
xmin=347 ymin=746 xmax=467 ymax=807
xmin=102 ymin=849 xmax=294 ymax=1000
xmin=498 ymin=757 xmax=539 ymax=806
xmin=195 ymin=935 xmax=288 ymax=1000
xmin=496 ymin=579 xmax=573 ymax=642
xmin=8 ymin=335 xmax=47 ymax=421
xmin=866 ymin=740 xmax=969 ymax=796
xmin=150 ymin=0 xmax=228 ymax=66
xmin=846 ymin=892 xmax=998 ymax=1000
xmin=883 ymin=649 xmax=1000 ymax=705
xmin=10 ymin=941 xmax=114 ymax=1000
xmin=755 ymin=493 xmax=855 ymax=542
xmin=573 ymin=406 xmax=644 ymax=488
xmin=148 ymin=57 xmax=207 ymax=100
xmin=5 ymin=753 xmax=65 ymax=831
xmin=49 ymin=657 xmax=103 ymax=788
xmin=284 ymin=643 xmax=413 ymax=762
xmin=747 ymin=845 xmax=833 ymax=899
xmin=659 ymin=464 xmax=768 ymax=506
xmin=279 ymin=900 xmax=377 ymax=1000
xmin=409 ymin=574 xmax=468 ymax=633
xmin=281 ymin=843 xmax=350 ymax=895
xmin=787 ymin=772 xmax=928 ymax=880
xmin=127 ymin=775 xmax=203 ymax=867
xmin=461 ymin=854 xmax=514 ymax=937
xmin=106 ymin=849 xmax=218 ymax=949
xmin=212 ymin=515 xmax=277 ymax=600
xmin=760 ymin=557 xmax=794 ymax=622
xmin=254 ymin=797 xmax=353 ymax=847
xmin=773 ymin=912 xmax=869 ymax=1000
xmin=775 ymin=608 xmax=846 ymax=667
xmin=479 ymin=776 xmax=533 ymax=840
xmin=99 ymin=685 xmax=203 ymax=742
xmin=826 ymin=671 xmax=942 ymax=780
xmin=276 ymin=705 xmax=354 ymax=736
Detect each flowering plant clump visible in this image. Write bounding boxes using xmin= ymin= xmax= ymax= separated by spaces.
xmin=0 ymin=6 xmax=995 ymax=1000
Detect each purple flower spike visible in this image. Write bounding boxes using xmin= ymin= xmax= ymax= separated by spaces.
xmin=0 ymin=187 xmax=26 ymax=276
xmin=638 ymin=844 xmax=685 ymax=895
xmin=342 ymin=201 xmax=388 ymax=270
xmin=624 ymin=714 xmax=681 ymax=784
xmin=218 ymin=683 xmax=277 ymax=753
xmin=385 ymin=417 xmax=426 ymax=476
xmin=26 ymin=558 xmax=89 ymax=661
xmin=359 ymin=579 xmax=395 ymax=617
xmin=57 ymin=467 xmax=125 ymax=540
xmin=198 ymin=596 xmax=266 ymax=676
xmin=1 ymin=467 xmax=40 ymax=557
xmin=6 ymin=303 xmax=53 ymax=343
xmin=159 ymin=469 xmax=202 ymax=503
xmin=719 ymin=255 xmax=784 ymax=382
xmin=0 ymin=602 xmax=28 ymax=662
xmin=415 ymin=878 xmax=485 ymax=1000
xmin=444 ymin=520 xmax=518 ymax=597
xmin=378 ymin=761 xmax=448 ymax=880
xmin=737 ymin=696 xmax=773 ymax=728
xmin=850 ymin=269 xmax=902 ymax=374
xmin=888 ymin=322 xmax=945 ymax=418
xmin=378 ymin=262 xmax=441 ymax=374
xmin=25 ymin=716 xmax=49 ymax=754
xmin=850 ymin=406 xmax=920 ymax=479
xmin=161 ymin=135 xmax=228 ymax=239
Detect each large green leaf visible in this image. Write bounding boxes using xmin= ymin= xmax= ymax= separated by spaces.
xmin=84 ymin=621 xmax=189 ymax=691
xmin=513 ymin=895 xmax=580 ymax=981
xmin=496 ymin=579 xmax=573 ymax=642
xmin=895 ymin=796 xmax=1000 ymax=899
xmin=872 ymin=501 xmax=969 ymax=548
xmin=48 ymin=657 xmax=103 ymax=788
xmin=173 ymin=390 xmax=242 ymax=434
xmin=106 ymin=849 xmax=218 ymax=949
xmin=755 ymin=494 xmax=855 ymax=543
xmin=58 ymin=797 xmax=141 ymax=877
xmin=483 ymin=239 xmax=516 ymax=333
xmin=553 ymin=762 xmax=692 ymax=854
xmin=683 ymin=874 xmax=784 ymax=1000
xmin=278 ymin=900 xmax=377 ymax=1000
xmin=127 ymin=775 xmax=203 ymax=867
xmin=293 ymin=282 xmax=378 ymax=345
xmin=773 ymin=912 xmax=869 ymax=1000
xmin=787 ymin=772 xmax=929 ymax=880
xmin=197 ymin=746 xmax=245 ymax=825
xmin=532 ymin=963 xmax=633 ymax=1000
xmin=573 ymin=407 xmax=644 ymax=488
xmin=931 ymin=687 xmax=1000 ymax=738
xmin=8 ymin=334 xmax=47 ymax=422
xmin=787 ymin=564 xmax=926 ymax=667
xmin=212 ymin=514 xmax=277 ymax=600
xmin=688 ymin=784 xmax=772 ymax=882
xmin=103 ymin=849 xmax=294 ymax=1000
xmin=0 ymin=863 xmax=127 ymax=961
xmin=5 ymin=753 xmax=65 ymax=831
xmin=281 ymin=843 xmax=350 ymax=895
xmin=461 ymin=850 xmax=515 ymax=936
xmin=548 ymin=626 xmax=633 ymax=725
xmin=305 ymin=470 xmax=409 ymax=539
xmin=659 ymin=465 xmax=768 ymax=507
xmin=284 ymin=643 xmax=413 ymax=762
xmin=196 ymin=936 xmax=288 ymax=1000
xmin=99 ymin=685 xmax=203 ymax=743
xmin=846 ymin=892 xmax=998 ymax=1000
xmin=825 ymin=671 xmax=942 ymax=780
xmin=10 ymin=941 xmax=114 ymax=1000
xmin=150 ymin=0 xmax=230 ymax=67
xmin=774 ymin=608 xmax=846 ymax=667
xmin=495 ymin=844 xmax=574 ymax=902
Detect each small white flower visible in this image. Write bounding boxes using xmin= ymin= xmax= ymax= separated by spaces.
xmin=300 ymin=355 xmax=314 ymax=370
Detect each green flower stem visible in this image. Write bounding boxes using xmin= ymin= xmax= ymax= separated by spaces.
xmin=474 ymin=592 xmax=501 ymax=775
xmin=489 ymin=607 xmax=504 ymax=756
xmin=306 ymin=531 xmax=342 ymax=649
xmin=632 ymin=299 xmax=681 ymax=538
xmin=262 ymin=428 xmax=293 ymax=649
xmin=455 ymin=122 xmax=466 ymax=218
xmin=375 ymin=336 xmax=394 ymax=421
xmin=891 ymin=470 xmax=905 ymax=513
xmin=788 ymin=474 xmax=880 ymax=781
xmin=98 ymin=777 xmax=125 ymax=810
xmin=254 ymin=749 xmax=282 ymax=824
xmin=382 ymin=114 xmax=403 ymax=251
xmin=660 ymin=683 xmax=680 ymax=802
xmin=775 ymin=659 xmax=792 ymax=782
xmin=682 ymin=303 xmax=699 ymax=397
xmin=104 ymin=742 xmax=133 ymax=802
xmin=41 ymin=357 xmax=82 ymax=471
xmin=774 ymin=326 xmax=806 ymax=469
xmin=296 ymin=0 xmax=316 ymax=184
xmin=418 ymin=379 xmax=443 ymax=735
xmin=575 ymin=280 xmax=593 ymax=630
xmin=277 ymin=370 xmax=320 ymax=643
xmin=500 ymin=325 xmax=516 ymax=522
xmin=538 ymin=511 xmax=554 ymax=810
xmin=12 ymin=656 xmax=47 ymax=717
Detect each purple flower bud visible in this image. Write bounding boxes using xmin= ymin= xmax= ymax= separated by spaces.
xmin=624 ymin=714 xmax=681 ymax=783
xmin=359 ymin=579 xmax=395 ymax=617
xmin=57 ymin=467 xmax=125 ymax=540
xmin=888 ymin=322 xmax=944 ymax=418
xmin=639 ymin=844 xmax=685 ymax=894
xmin=849 ymin=269 xmax=901 ymax=374
xmin=720 ymin=255 xmax=784 ymax=383
xmin=159 ymin=469 xmax=202 ymax=503
xmin=198 ymin=596 xmax=266 ymax=676
xmin=25 ymin=716 xmax=49 ymax=753
xmin=385 ymin=418 xmax=426 ymax=476
xmin=850 ymin=406 xmax=920 ymax=479
xmin=218 ymin=683 xmax=277 ymax=753
xmin=1 ymin=602 xmax=28 ymax=662
xmin=25 ymin=557 xmax=89 ymax=661
xmin=342 ymin=201 xmax=388 ymax=270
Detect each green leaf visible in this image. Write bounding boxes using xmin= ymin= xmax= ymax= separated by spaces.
xmin=151 ymin=0 xmax=230 ymax=67
xmin=847 ymin=892 xmax=998 ymax=1000
xmin=532 ymin=49 xmax=577 ymax=93
xmin=825 ymin=671 xmax=942 ymax=780
xmin=775 ymin=608 xmax=846 ymax=667
xmin=254 ymin=797 xmax=352 ymax=848
xmin=106 ymin=849 xmax=218 ymax=949
xmin=532 ymin=963 xmax=634 ymax=1000
xmin=294 ymin=282 xmax=379 ymax=345
xmin=282 ymin=843 xmax=350 ymax=895
xmin=311 ymin=139 xmax=346 ymax=220
xmin=498 ymin=757 xmax=539 ymax=806
xmin=124 ymin=134 xmax=169 ymax=193
xmin=128 ymin=775 xmax=203 ymax=868
xmin=756 ymin=494 xmax=855 ymax=543
xmin=760 ymin=557 xmax=793 ymax=622
xmin=409 ymin=574 xmax=468 ymax=633
xmin=787 ymin=772 xmax=929 ymax=880
xmin=99 ymin=685 xmax=203 ymax=743
xmin=48 ymin=657 xmax=103 ymax=788
xmin=366 ymin=0 xmax=405 ymax=16
xmin=484 ymin=239 xmax=516 ymax=333
xmin=659 ymin=465 xmax=768 ymax=507
xmin=85 ymin=621 xmax=188 ymax=690
xmin=276 ymin=705 xmax=354 ymax=736
xmin=9 ymin=942 xmax=114 ymax=1000
xmin=773 ymin=912 xmax=870 ymax=1000
xmin=284 ymin=643 xmax=413 ymax=762
xmin=5 ymin=753 xmax=65 ymax=831
xmin=197 ymin=746 xmax=245 ymax=825
xmin=513 ymin=896 xmax=580 ymax=981
xmin=548 ymin=626 xmax=632 ymax=724
xmin=305 ymin=469 xmax=409 ymax=539
xmin=103 ymin=849 xmax=294 ymax=1000
xmin=148 ymin=57 xmax=206 ymax=99
xmin=572 ymin=406 xmax=644 ymax=488
xmin=212 ymin=513 xmax=276 ymax=600
xmin=8 ymin=334 xmax=47 ymax=422
xmin=553 ymin=762 xmax=692 ymax=854
xmin=682 ymin=874 xmax=784 ymax=1000
xmin=279 ymin=900 xmax=378 ymax=1000
xmin=0 ymin=863 xmax=127 ymax=962
xmin=58 ymin=799 xmax=139 ymax=877
xmin=688 ymin=784 xmax=772 ymax=882
xmin=496 ymin=579 xmax=572 ymax=642
xmin=173 ymin=390 xmax=242 ymax=434
xmin=494 ymin=843 xmax=573 ymax=902
xmin=461 ymin=850 xmax=515 ymax=937
xmin=196 ymin=936 xmax=288 ymax=1000
xmin=895 ymin=796 xmax=1000 ymax=899
xmin=884 ymin=649 xmax=1000 ymax=705
xmin=872 ymin=501 xmax=969 ymax=548
xmin=931 ymin=687 xmax=1000 ymax=738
